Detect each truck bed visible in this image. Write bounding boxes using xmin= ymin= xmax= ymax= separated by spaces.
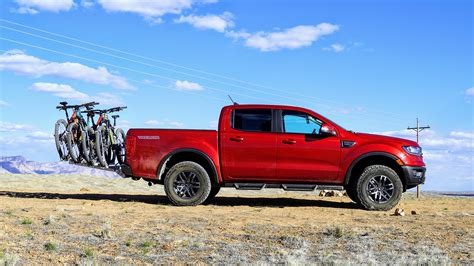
xmin=125 ymin=129 xmax=219 ymax=179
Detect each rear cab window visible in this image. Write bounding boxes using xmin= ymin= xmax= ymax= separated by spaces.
xmin=232 ymin=109 xmax=272 ymax=132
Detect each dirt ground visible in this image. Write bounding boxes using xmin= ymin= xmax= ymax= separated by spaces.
xmin=0 ymin=174 xmax=473 ymax=265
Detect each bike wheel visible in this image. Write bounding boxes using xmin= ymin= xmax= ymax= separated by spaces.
xmin=54 ymin=119 xmax=68 ymax=160
xmin=105 ymin=131 xmax=116 ymax=166
xmin=95 ymin=125 xmax=109 ymax=167
xmin=81 ymin=126 xmax=97 ymax=165
xmin=115 ymin=128 xmax=126 ymax=164
xmin=66 ymin=123 xmax=82 ymax=163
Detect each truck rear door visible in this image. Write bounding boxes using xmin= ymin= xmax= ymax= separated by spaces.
xmin=220 ymin=108 xmax=277 ymax=180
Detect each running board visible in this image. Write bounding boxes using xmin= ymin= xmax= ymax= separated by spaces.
xmin=229 ymin=183 xmax=343 ymax=191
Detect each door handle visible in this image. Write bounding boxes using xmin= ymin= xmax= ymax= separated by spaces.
xmin=282 ymin=139 xmax=296 ymax=144
xmin=230 ymin=136 xmax=244 ymax=142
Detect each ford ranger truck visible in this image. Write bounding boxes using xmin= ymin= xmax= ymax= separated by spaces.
xmin=121 ymin=104 xmax=426 ymax=211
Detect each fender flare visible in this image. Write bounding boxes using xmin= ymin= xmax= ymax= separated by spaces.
xmin=344 ymin=152 xmax=400 ymax=185
xmin=156 ymin=148 xmax=219 ymax=183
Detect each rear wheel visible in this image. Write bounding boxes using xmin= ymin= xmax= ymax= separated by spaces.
xmin=81 ymin=126 xmax=97 ymax=165
xmin=95 ymin=125 xmax=109 ymax=167
xmin=205 ymin=186 xmax=221 ymax=203
xmin=66 ymin=123 xmax=82 ymax=163
xmin=164 ymin=161 xmax=211 ymax=206
xmin=356 ymin=165 xmax=403 ymax=211
xmin=115 ymin=128 xmax=126 ymax=164
xmin=54 ymin=119 xmax=68 ymax=160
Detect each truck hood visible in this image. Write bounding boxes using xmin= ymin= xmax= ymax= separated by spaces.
xmin=354 ymin=133 xmax=419 ymax=147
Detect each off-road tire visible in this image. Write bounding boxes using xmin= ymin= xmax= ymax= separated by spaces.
xmin=345 ymin=182 xmax=361 ymax=205
xmin=164 ymin=161 xmax=211 ymax=206
xmin=54 ymin=119 xmax=68 ymax=160
xmin=356 ymin=165 xmax=403 ymax=211
xmin=204 ymin=186 xmax=221 ymax=203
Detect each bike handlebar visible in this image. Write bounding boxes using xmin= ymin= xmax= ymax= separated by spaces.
xmin=80 ymin=106 xmax=127 ymax=115
xmin=56 ymin=101 xmax=99 ymax=110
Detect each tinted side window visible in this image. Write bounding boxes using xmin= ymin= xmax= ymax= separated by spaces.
xmin=233 ymin=109 xmax=272 ymax=132
xmin=282 ymin=110 xmax=322 ymax=134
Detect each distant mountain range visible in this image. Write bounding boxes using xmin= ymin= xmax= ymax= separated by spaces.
xmin=0 ymin=156 xmax=119 ymax=177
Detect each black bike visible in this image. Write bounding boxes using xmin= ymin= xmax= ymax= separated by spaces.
xmin=54 ymin=101 xmax=98 ymax=161
xmin=93 ymin=106 xmax=127 ymax=167
xmin=64 ymin=101 xmax=99 ymax=163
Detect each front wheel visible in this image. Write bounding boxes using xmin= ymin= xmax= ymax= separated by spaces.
xmin=66 ymin=123 xmax=82 ymax=163
xmin=95 ymin=125 xmax=109 ymax=167
xmin=54 ymin=119 xmax=68 ymax=160
xmin=81 ymin=126 xmax=97 ymax=165
xmin=164 ymin=161 xmax=211 ymax=206
xmin=356 ymin=165 xmax=403 ymax=211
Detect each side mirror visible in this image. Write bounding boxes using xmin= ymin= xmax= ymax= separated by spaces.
xmin=320 ymin=124 xmax=337 ymax=136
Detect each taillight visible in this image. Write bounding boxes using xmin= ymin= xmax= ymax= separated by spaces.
xmin=125 ymin=135 xmax=137 ymax=162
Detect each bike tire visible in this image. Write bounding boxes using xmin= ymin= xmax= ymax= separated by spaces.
xmin=115 ymin=128 xmax=126 ymax=164
xmin=95 ymin=125 xmax=108 ymax=167
xmin=54 ymin=119 xmax=69 ymax=160
xmin=81 ymin=126 xmax=97 ymax=165
xmin=66 ymin=123 xmax=82 ymax=163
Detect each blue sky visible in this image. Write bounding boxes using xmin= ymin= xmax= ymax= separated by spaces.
xmin=0 ymin=0 xmax=472 ymax=191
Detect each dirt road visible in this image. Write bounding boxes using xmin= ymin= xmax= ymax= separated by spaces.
xmin=0 ymin=174 xmax=472 ymax=264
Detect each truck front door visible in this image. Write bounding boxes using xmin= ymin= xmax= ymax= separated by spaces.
xmin=276 ymin=110 xmax=341 ymax=182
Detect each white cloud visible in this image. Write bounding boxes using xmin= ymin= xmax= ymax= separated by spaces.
xmin=144 ymin=120 xmax=163 ymax=126
xmin=466 ymin=87 xmax=474 ymax=97
xmin=323 ymin=43 xmax=345 ymax=53
xmin=175 ymin=12 xmax=234 ymax=32
xmin=30 ymin=82 xmax=125 ymax=106
xmin=0 ymin=50 xmax=134 ymax=90
xmin=0 ymin=100 xmax=9 ymax=107
xmin=97 ymin=0 xmax=215 ymax=22
xmin=95 ymin=92 xmax=125 ymax=106
xmin=30 ymin=82 xmax=89 ymax=100
xmin=80 ymin=0 xmax=94 ymax=8
xmin=226 ymin=23 xmax=339 ymax=52
xmin=450 ymin=131 xmax=474 ymax=139
xmin=28 ymin=131 xmax=54 ymax=142
xmin=0 ymin=121 xmax=33 ymax=132
xmin=144 ymin=120 xmax=184 ymax=128
xmin=14 ymin=0 xmax=75 ymax=13
xmin=174 ymin=80 xmax=203 ymax=91
xmin=168 ymin=121 xmax=184 ymax=128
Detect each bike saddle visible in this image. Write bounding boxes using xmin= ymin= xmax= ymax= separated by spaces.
xmin=112 ymin=115 xmax=120 ymax=119
xmin=59 ymin=101 xmax=68 ymax=106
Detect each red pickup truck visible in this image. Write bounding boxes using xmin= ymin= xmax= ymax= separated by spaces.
xmin=121 ymin=104 xmax=426 ymax=210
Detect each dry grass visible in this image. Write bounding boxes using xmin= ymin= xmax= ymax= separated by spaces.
xmin=0 ymin=174 xmax=472 ymax=264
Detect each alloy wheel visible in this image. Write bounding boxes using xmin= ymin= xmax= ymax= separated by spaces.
xmin=173 ymin=171 xmax=201 ymax=199
xmin=366 ymin=175 xmax=394 ymax=203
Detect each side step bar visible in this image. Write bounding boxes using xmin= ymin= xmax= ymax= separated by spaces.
xmin=229 ymin=183 xmax=343 ymax=191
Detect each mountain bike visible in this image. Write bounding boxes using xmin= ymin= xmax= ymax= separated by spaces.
xmin=80 ymin=108 xmax=101 ymax=165
xmin=64 ymin=101 xmax=99 ymax=163
xmin=94 ymin=106 xmax=127 ymax=167
xmin=54 ymin=101 xmax=98 ymax=161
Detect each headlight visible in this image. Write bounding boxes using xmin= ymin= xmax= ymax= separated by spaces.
xmin=403 ymin=146 xmax=422 ymax=156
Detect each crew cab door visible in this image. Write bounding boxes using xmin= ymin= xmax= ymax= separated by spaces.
xmin=276 ymin=110 xmax=341 ymax=182
xmin=220 ymin=108 xmax=277 ymax=180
